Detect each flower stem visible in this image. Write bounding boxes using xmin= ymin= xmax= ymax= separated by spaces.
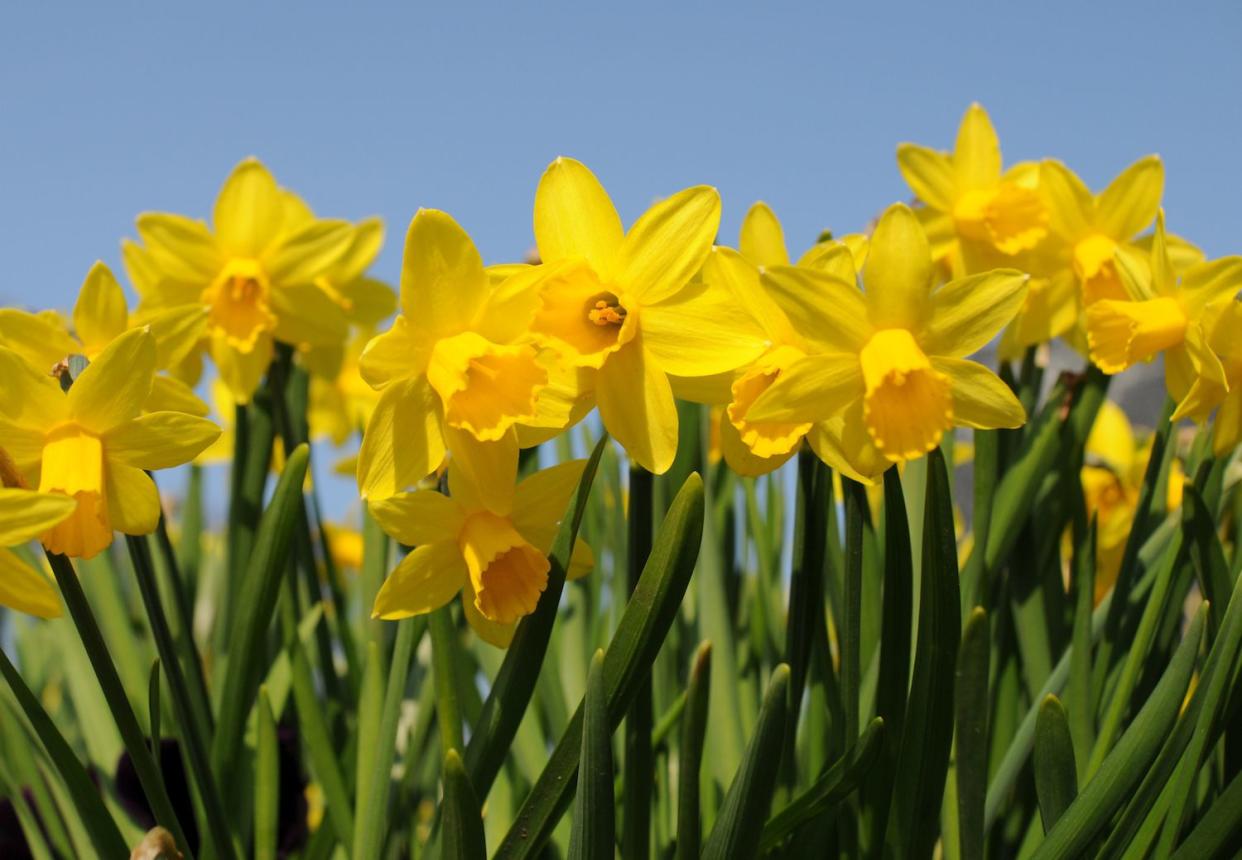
xmin=430 ymin=605 xmax=465 ymax=756
xmin=623 ymin=464 xmax=654 ymax=860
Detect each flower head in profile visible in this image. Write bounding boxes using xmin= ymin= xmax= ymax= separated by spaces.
xmin=0 ymin=488 xmax=75 ymax=617
xmin=355 ymin=210 xmax=553 ymax=500
xmin=0 ymin=328 xmax=220 ymax=558
xmin=524 ymin=157 xmax=767 ymax=474
xmin=746 ymin=203 xmax=1029 ymax=482
xmin=1085 ymin=213 xmax=1242 ymax=408
xmin=1170 ymin=297 xmax=1242 ymax=456
xmin=369 ymin=457 xmax=593 ymax=647
xmin=127 ymin=158 xmax=358 ymax=402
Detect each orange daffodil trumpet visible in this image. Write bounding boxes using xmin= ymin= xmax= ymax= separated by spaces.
xmin=743 ymin=203 xmax=1030 ymax=483
xmin=126 ymin=158 xmax=361 ymax=403
xmin=0 ymin=328 xmax=220 ymax=559
xmin=526 ymin=157 xmax=768 ymax=474
xmin=368 ymin=457 xmax=593 ymax=647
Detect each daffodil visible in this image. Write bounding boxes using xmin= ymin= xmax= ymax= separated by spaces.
xmin=308 ymin=329 xmax=386 ymax=447
xmin=745 ymin=203 xmax=1029 ymax=482
xmin=1171 ymin=297 xmax=1242 ymax=456
xmin=0 ymin=488 xmax=75 ymax=617
xmin=369 ymin=458 xmax=593 ymax=647
xmin=524 ymin=157 xmax=768 ymax=474
xmin=0 ymin=262 xmax=207 ymax=415
xmin=738 ymin=200 xmax=869 ymax=271
xmin=1085 ymin=213 xmax=1242 ymax=407
xmin=128 ymin=158 xmax=358 ymax=402
xmin=355 ymin=210 xmax=553 ymax=501
xmin=0 ymin=328 xmax=220 ymax=559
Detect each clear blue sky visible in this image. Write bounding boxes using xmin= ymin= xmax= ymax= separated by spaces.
xmin=2 ymin=2 xmax=1239 ymax=519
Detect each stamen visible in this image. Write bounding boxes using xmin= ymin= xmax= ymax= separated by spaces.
xmin=588 ymin=299 xmax=627 ymax=327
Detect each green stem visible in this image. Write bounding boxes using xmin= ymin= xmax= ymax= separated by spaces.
xmin=842 ymin=476 xmax=867 ymax=744
xmin=430 ymin=605 xmax=465 ymax=756
xmin=46 ymin=549 xmax=193 ymax=856
xmin=624 ymin=464 xmax=654 ymax=860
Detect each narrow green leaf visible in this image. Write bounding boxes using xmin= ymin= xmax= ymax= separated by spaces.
xmin=569 ymin=650 xmax=614 ymax=860
xmin=785 ymin=453 xmax=828 ymax=772
xmin=352 ymin=641 xmax=384 ymax=860
xmin=494 ymin=472 xmax=705 ymax=860
xmin=956 ymin=607 xmax=991 ymax=859
xmin=1170 ymin=766 xmax=1242 ymax=859
xmin=1033 ymin=695 xmax=1077 ymax=833
xmin=430 ymin=605 xmax=465 ymax=757
xmin=1067 ymin=516 xmax=1097 ymax=777
xmin=442 ymin=749 xmax=487 ymax=860
xmin=255 ymin=686 xmax=279 ymax=860
xmin=675 ymin=641 xmax=712 ymax=860
xmin=1031 ymin=603 xmax=1206 ymax=859
xmin=148 ymin=658 xmax=161 ymax=756
xmin=624 ymin=464 xmax=655 ymax=860
xmin=1183 ymin=484 xmax=1234 ymax=638
xmin=702 ymin=664 xmax=790 ymax=860
xmin=841 ymin=476 xmax=867 ymax=745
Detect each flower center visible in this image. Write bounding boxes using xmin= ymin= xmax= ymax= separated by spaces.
xmin=458 ymin=511 xmax=550 ymax=624
xmin=588 ymin=296 xmax=628 ymax=327
xmin=858 ymin=329 xmax=953 ymax=462
xmin=1074 ymin=234 xmax=1126 ymax=304
xmin=204 ymin=259 xmax=276 ymax=351
xmin=1086 ymin=297 xmax=1187 ymax=374
xmin=426 ymin=332 xmax=548 ymax=442
xmin=953 ymin=183 xmax=1048 ymax=254
xmin=38 ymin=423 xmax=111 ymax=558
xmin=531 ymin=263 xmax=636 ymax=368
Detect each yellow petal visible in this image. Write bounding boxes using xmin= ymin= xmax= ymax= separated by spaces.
xmin=265 ymin=219 xmax=356 ymax=286
xmin=0 ymin=418 xmax=45 ymax=480
xmin=668 ymin=371 xmax=735 ymax=406
xmin=0 ymin=308 xmax=79 ymax=372
xmin=746 ymin=353 xmax=863 ymax=424
xmin=641 ymin=280 xmax=769 ymax=377
xmin=725 ymin=347 xmax=814 ymax=459
xmin=358 ymin=316 xmax=426 ymax=389
xmin=459 ymin=511 xmax=549 ymax=623
xmin=134 ymin=213 xmax=223 ymax=282
xmin=1086 ymin=297 xmax=1187 ymax=374
xmin=530 ymin=260 xmax=637 ymax=369
xmin=1178 ymin=257 xmax=1242 ymax=319
xmin=368 ymin=490 xmax=465 ymax=547
xmin=596 ymin=338 xmax=678 ymax=474
xmin=896 ymin=143 xmax=956 ymax=211
xmin=719 ymin=410 xmax=797 ymax=477
xmin=739 ymin=202 xmax=790 ymax=267
xmin=0 ymin=488 xmax=76 ymax=544
xmin=862 ymin=203 xmax=933 ymax=331
xmin=473 ymin=265 xmax=544 ymax=346
xmin=515 ymin=359 xmax=595 ymax=445
xmin=269 ymin=283 xmax=349 ymax=347
xmin=859 ymin=329 xmax=952 ymax=461
xmin=534 ymin=157 xmax=624 ymax=277
xmin=104 ymin=412 xmax=221 ymax=471
xmin=329 ymin=217 xmax=385 ymax=285
xmin=805 ymin=400 xmax=888 ymax=485
xmin=461 ymin=583 xmax=517 ymax=648
xmin=357 ymin=377 xmax=446 ymax=500
xmin=41 ymin=489 xmax=111 ymax=559
xmin=1039 ymin=160 xmax=1094 ymax=240
xmin=0 ymin=345 xmax=67 ymax=428
xmin=1096 ymin=156 xmax=1163 ymax=240
xmin=511 ymin=459 xmax=586 ymax=541
xmin=144 ymin=374 xmax=210 ymax=417
xmin=67 ymin=328 xmax=156 ymax=434
xmin=953 ymin=103 xmax=1002 ymax=190
xmin=213 ymin=158 xmax=285 ymax=258
xmin=339 ymin=277 xmax=398 ymax=327
xmin=932 ymin=357 xmax=1026 ymax=429
xmin=0 ymin=548 xmax=61 ymax=618
xmin=426 ymin=333 xmax=546 ymax=442
xmin=700 ymin=247 xmax=795 ymax=344
xmin=401 ymin=209 xmax=489 ymax=337
xmin=372 ymin=540 xmax=466 ymax=620
xmin=1213 ymin=392 xmax=1241 ymax=457
xmin=445 ymin=426 xmax=519 ymax=515
xmin=617 ymin=185 xmax=720 ymax=305
xmin=104 ymin=462 xmax=161 ymax=535
xmin=211 ymin=330 xmax=273 ymax=405
xmin=144 ymin=305 xmax=209 ymax=372
xmin=921 ymin=269 xmax=1029 ymax=358
xmin=72 ymin=262 xmax=129 ymax=353
xmin=761 ymin=266 xmax=871 ymax=353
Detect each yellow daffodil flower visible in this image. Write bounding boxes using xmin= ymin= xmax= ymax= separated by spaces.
xmin=128 ymin=157 xmax=358 ymax=403
xmin=0 ymin=488 xmax=75 ymax=617
xmin=369 ymin=458 xmax=593 ymax=647
xmin=308 ymin=329 xmax=385 ymax=447
xmin=1086 ymin=213 xmax=1242 ymax=407
xmin=738 ymin=200 xmax=869 ymax=271
xmin=525 ymin=157 xmax=767 ymax=474
xmin=0 ymin=328 xmax=220 ymax=559
xmin=1171 ymin=298 xmax=1242 ymax=456
xmin=355 ymin=209 xmax=552 ymax=500
xmin=745 ymin=203 xmax=1029 ymax=482
xmin=897 ymin=103 xmax=1049 ymax=262
xmin=1040 ymin=156 xmax=1165 ymax=306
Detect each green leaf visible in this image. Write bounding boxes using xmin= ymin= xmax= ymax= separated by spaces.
xmin=1170 ymin=767 xmax=1242 ymax=859
xmin=1030 ymin=603 xmax=1206 ymax=859
xmin=494 ymin=472 xmax=705 ymax=860
xmin=956 ymin=607 xmax=991 ymax=859
xmin=352 ymin=641 xmax=384 ymax=860
xmin=569 ymin=650 xmax=614 ymax=860
xmin=148 ymin=658 xmax=161 ymax=756
xmin=1067 ymin=517 xmax=1097 ymax=778
xmin=1033 ymin=695 xmax=1077 ymax=833
xmin=430 ymin=604 xmax=465 ymax=757
xmin=623 ymin=464 xmax=655 ymax=860
xmin=884 ymin=448 xmax=961 ymax=859
xmin=702 ymin=664 xmax=790 ymax=860
xmin=676 ymin=641 xmax=712 ymax=860
xmin=255 ymin=686 xmax=279 ymax=860
xmin=442 ymin=749 xmax=487 ymax=860
xmin=464 ymin=434 xmax=608 ymax=794
xmin=841 ymin=476 xmax=867 ymax=746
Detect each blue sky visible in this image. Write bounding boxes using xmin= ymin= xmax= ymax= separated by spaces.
xmin=1 ymin=1 xmax=1239 ymax=518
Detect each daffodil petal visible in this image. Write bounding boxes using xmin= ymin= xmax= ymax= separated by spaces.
xmin=0 ymin=488 xmax=76 ymax=544
xmin=357 ymin=376 xmax=445 ymax=500
xmin=473 ymin=265 xmax=544 ymax=345
xmin=1179 ymin=257 xmax=1242 ymax=318
xmin=641 ymin=280 xmax=769 ymax=377
xmin=213 ymin=158 xmax=285 ymax=258
xmin=739 ymin=202 xmax=790 ymax=267
xmin=719 ymin=411 xmax=797 ymax=477
xmin=805 ymin=400 xmax=888 ymax=485
xmin=72 ymin=262 xmax=129 ymax=352
xmin=897 ymin=143 xmax=956 ymax=211
xmin=400 ymin=209 xmax=489 ymax=338
xmin=134 ymin=213 xmax=224 ymax=282
xmin=358 ymin=316 xmax=424 ymax=389
xmin=0 ymin=309 xmax=78 ymax=372
xmin=922 ymin=269 xmax=1028 ymax=358
xmin=534 ymin=157 xmax=624 ymax=276
xmin=368 ymin=490 xmax=465 ymax=547
xmin=1039 ymin=159 xmax=1094 ymax=241
xmin=341 ymin=278 xmax=398 ymax=327
xmin=265 ymin=219 xmax=356 ymax=286
xmin=746 ymin=354 xmax=863 ymax=424
xmin=932 ymin=357 xmax=1026 ymax=429
xmin=761 ymin=266 xmax=871 ymax=353
xmin=445 ymin=426 xmax=518 ymax=515
xmin=0 ymin=345 xmax=67 ymax=427
xmin=0 ymin=548 xmax=61 ymax=618
xmin=862 ymin=203 xmax=933 ymax=331
xmin=954 ymin=103 xmax=1002 ymax=190
xmin=104 ymin=462 xmax=161 ymax=535
xmin=1212 ymin=392 xmax=1242 ymax=457
xmin=144 ymin=305 xmax=209 ymax=372
xmin=67 ymin=328 xmax=155 ymax=434
xmin=1096 ymin=155 xmax=1163 ymax=240
xmin=104 ymin=412 xmax=221 ymax=471
xmin=511 ymin=459 xmax=586 ymax=541
xmin=330 ymin=217 xmax=385 ymax=285
xmin=617 ymin=185 xmax=720 ymax=305
xmin=701 ymin=247 xmax=795 ymax=344
xmin=668 ymin=371 xmax=735 ymax=406
xmin=596 ymin=339 xmax=678 ymax=474
xmin=461 ymin=581 xmax=516 ymax=647
xmin=211 ymin=331 xmax=272 ymax=405
xmin=143 ymin=375 xmax=209 ymax=417
xmin=269 ymin=283 xmax=350 ymax=347
xmin=372 ymin=540 xmax=466 ymax=620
